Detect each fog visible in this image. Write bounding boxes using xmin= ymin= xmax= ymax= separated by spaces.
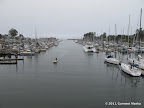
xmin=0 ymin=0 xmax=143 ymax=39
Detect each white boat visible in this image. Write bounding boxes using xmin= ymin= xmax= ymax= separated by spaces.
xmin=138 ymin=55 xmax=144 ymax=62
xmin=128 ymin=58 xmax=139 ymax=64
xmin=45 ymin=46 xmax=49 ymax=49
xmin=121 ymin=63 xmax=141 ymax=76
xmin=21 ymin=49 xmax=35 ymax=55
xmin=138 ymin=62 xmax=144 ymax=70
xmin=104 ymin=55 xmax=119 ymax=65
xmin=40 ymin=48 xmax=46 ymax=52
xmin=138 ymin=55 xmax=143 ymax=59
xmin=141 ymin=70 xmax=144 ymax=76
xmin=128 ymin=56 xmax=144 ymax=70
xmin=83 ymin=45 xmax=96 ymax=52
xmin=34 ymin=49 xmax=40 ymax=53
xmin=53 ymin=58 xmax=58 ymax=63
xmin=74 ymin=40 xmax=78 ymax=43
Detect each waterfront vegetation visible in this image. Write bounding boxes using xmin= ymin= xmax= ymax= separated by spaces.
xmin=83 ymin=29 xmax=144 ymax=44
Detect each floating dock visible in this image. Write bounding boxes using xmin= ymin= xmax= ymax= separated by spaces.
xmin=0 ymin=61 xmax=17 ymax=64
xmin=0 ymin=58 xmax=24 ymax=61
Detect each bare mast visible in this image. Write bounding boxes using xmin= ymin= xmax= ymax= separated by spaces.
xmin=139 ymin=8 xmax=142 ymax=50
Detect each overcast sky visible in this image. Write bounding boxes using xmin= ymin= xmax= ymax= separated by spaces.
xmin=0 ymin=0 xmax=143 ymax=39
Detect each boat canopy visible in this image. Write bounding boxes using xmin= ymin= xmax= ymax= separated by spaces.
xmin=131 ymin=64 xmax=139 ymax=67
xmin=107 ymin=55 xmax=113 ymax=58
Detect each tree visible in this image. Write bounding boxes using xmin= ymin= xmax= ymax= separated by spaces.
xmin=100 ymin=32 xmax=106 ymax=40
xmin=0 ymin=34 xmax=2 ymax=39
xmin=19 ymin=34 xmax=25 ymax=39
xmin=103 ymin=32 xmax=106 ymax=38
xmin=8 ymin=28 xmax=18 ymax=38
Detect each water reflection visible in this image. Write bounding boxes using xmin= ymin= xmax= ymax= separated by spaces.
xmin=96 ymin=53 xmax=99 ymax=58
xmin=104 ymin=61 xmax=140 ymax=87
xmin=84 ymin=52 xmax=94 ymax=64
xmin=26 ymin=56 xmax=33 ymax=60
xmin=16 ymin=64 xmax=18 ymax=72
xmin=104 ymin=61 xmax=119 ymax=68
xmin=104 ymin=62 xmax=120 ymax=83
xmin=120 ymin=70 xmax=140 ymax=87
xmin=87 ymin=52 xmax=94 ymax=56
xmin=1 ymin=40 xmax=144 ymax=108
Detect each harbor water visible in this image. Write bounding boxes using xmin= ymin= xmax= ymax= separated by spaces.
xmin=0 ymin=40 xmax=144 ymax=108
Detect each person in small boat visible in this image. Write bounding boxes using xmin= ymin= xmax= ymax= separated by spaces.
xmin=54 ymin=58 xmax=57 ymax=61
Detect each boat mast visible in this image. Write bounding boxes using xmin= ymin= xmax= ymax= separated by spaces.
xmin=121 ymin=28 xmax=122 ymax=45
xmin=131 ymin=26 xmax=134 ymax=56
xmin=139 ymin=8 xmax=142 ymax=50
xmin=35 ymin=28 xmax=38 ymax=48
xmin=115 ymin=24 xmax=117 ymax=51
xmin=123 ymin=28 xmax=125 ymax=46
xmin=128 ymin=15 xmax=130 ymax=47
xmin=109 ymin=26 xmax=110 ymax=45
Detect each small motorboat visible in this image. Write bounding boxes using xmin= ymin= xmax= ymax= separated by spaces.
xmin=104 ymin=55 xmax=119 ymax=65
xmin=53 ymin=58 xmax=58 ymax=63
xmin=83 ymin=44 xmax=96 ymax=52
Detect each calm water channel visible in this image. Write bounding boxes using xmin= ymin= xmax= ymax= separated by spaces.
xmin=0 ymin=40 xmax=144 ymax=108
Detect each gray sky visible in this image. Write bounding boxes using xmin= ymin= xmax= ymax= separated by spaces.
xmin=0 ymin=0 xmax=143 ymax=39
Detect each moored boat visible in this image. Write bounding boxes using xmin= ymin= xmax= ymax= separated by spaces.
xmin=121 ymin=63 xmax=141 ymax=76
xmin=83 ymin=44 xmax=96 ymax=52
xmin=104 ymin=55 xmax=119 ymax=65
xmin=21 ymin=49 xmax=35 ymax=56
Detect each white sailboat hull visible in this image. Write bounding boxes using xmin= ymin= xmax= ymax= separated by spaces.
xmin=138 ymin=63 xmax=144 ymax=70
xmin=141 ymin=70 xmax=144 ymax=76
xmin=104 ymin=58 xmax=119 ymax=65
xmin=121 ymin=63 xmax=141 ymax=76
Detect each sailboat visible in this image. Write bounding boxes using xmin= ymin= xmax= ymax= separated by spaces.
xmin=121 ymin=9 xmax=142 ymax=77
xmin=104 ymin=24 xmax=119 ymax=65
xmin=34 ymin=28 xmax=40 ymax=53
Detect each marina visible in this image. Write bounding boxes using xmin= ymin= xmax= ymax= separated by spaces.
xmin=0 ymin=0 xmax=144 ymax=107
xmin=0 ymin=40 xmax=144 ymax=108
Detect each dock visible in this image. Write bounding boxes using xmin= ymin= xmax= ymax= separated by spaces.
xmin=0 ymin=58 xmax=24 ymax=61
xmin=0 ymin=61 xmax=17 ymax=64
